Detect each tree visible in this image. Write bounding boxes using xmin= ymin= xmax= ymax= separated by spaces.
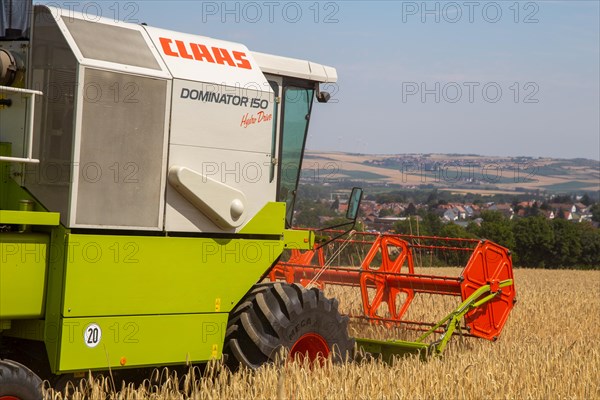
xmin=513 ymin=216 xmax=554 ymax=267
xmin=440 ymin=223 xmax=474 ymax=239
xmin=330 ymin=197 xmax=339 ymax=211
xmin=550 ymin=219 xmax=582 ymax=268
xmin=393 ymin=217 xmax=418 ymax=235
xmin=421 ymin=212 xmax=443 ymax=236
xmin=512 ymin=198 xmax=523 ymax=214
xmin=438 ymin=223 xmax=475 ymax=265
xmin=553 ymin=194 xmax=572 ymax=204
xmin=591 ymin=203 xmax=600 ymax=223
xmin=294 ymin=208 xmax=320 ymax=227
xmin=580 ymin=193 xmax=592 ymax=206
xmin=525 ymin=202 xmax=540 ymax=217
xmin=466 ymin=222 xmax=481 ymax=237
xmin=293 ymin=198 xmax=337 ymax=228
xmin=323 ymin=216 xmax=365 ymax=232
xmin=478 ymin=211 xmax=516 ymax=250
xmin=378 ymin=208 xmax=393 ymax=217
xmin=404 ymin=202 xmax=417 ymax=216
xmin=578 ymin=223 xmax=600 ymax=267
xmin=426 ymin=190 xmax=439 ymax=208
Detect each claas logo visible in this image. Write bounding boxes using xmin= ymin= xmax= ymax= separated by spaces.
xmin=159 ymin=37 xmax=251 ymax=70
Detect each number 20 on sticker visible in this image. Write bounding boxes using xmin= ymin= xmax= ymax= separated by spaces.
xmin=84 ymin=323 xmax=102 ymax=348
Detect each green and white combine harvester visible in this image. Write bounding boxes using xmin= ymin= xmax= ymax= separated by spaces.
xmin=0 ymin=2 xmax=515 ymax=397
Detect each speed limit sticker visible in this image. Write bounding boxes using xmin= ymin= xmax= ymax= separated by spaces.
xmin=84 ymin=323 xmax=102 ymax=348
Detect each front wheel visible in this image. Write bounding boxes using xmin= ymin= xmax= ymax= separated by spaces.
xmin=223 ymin=282 xmax=354 ymax=370
xmin=0 ymin=359 xmax=43 ymax=400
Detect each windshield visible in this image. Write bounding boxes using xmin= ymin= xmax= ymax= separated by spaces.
xmin=278 ymin=86 xmax=314 ymax=227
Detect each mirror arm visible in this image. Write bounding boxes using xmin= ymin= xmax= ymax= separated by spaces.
xmin=312 ymin=187 xmax=363 ymax=250
xmin=314 ymin=221 xmax=356 ymax=250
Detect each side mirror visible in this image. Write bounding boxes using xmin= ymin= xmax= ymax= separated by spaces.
xmin=346 ymin=187 xmax=363 ymax=221
xmin=316 ymin=91 xmax=330 ymax=103
xmin=315 ymin=83 xmax=331 ymax=103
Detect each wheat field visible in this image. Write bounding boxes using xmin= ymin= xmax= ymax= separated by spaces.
xmin=44 ymin=269 xmax=600 ymax=399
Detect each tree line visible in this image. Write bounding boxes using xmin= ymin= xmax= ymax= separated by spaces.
xmin=394 ymin=210 xmax=600 ymax=269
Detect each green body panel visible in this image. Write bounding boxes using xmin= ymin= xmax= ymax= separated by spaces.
xmin=0 ymin=233 xmax=48 ymax=319
xmin=57 ymin=313 xmax=227 ymax=372
xmin=238 ymin=202 xmax=314 ymax=249
xmin=62 ymin=234 xmax=284 ymax=317
xmin=239 ymin=202 xmax=285 ymax=234
xmin=0 ymin=210 xmax=60 ymax=225
xmin=0 ymin=159 xmax=305 ymax=372
xmin=0 ymin=142 xmax=9 ymax=156
xmin=283 ymin=229 xmax=315 ymax=249
xmin=44 ymin=224 xmax=69 ymax=372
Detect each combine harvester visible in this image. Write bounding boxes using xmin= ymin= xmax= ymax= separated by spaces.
xmin=0 ymin=2 xmax=515 ymax=397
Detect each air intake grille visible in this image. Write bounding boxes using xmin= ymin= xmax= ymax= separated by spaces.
xmin=75 ymin=68 xmax=167 ymax=228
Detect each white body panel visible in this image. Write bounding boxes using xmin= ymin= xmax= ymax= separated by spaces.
xmin=143 ymin=27 xmax=278 ymax=232
xmin=25 ymin=7 xmax=172 ymax=231
xmin=18 ymin=6 xmax=337 ymax=233
xmin=168 ymin=165 xmax=249 ymax=229
xmin=252 ymin=52 xmax=338 ymax=83
xmin=50 ymin=7 xmax=171 ymax=79
xmin=165 ymin=146 xmax=274 ymax=232
xmin=169 ymin=80 xmax=273 ymax=153
xmin=144 ymin=26 xmax=270 ymax=89
xmin=165 ymin=79 xmax=275 ymax=232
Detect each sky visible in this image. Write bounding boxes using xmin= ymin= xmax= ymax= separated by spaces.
xmin=40 ymin=1 xmax=600 ymax=160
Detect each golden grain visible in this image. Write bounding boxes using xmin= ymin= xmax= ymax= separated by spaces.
xmin=45 ymin=269 xmax=600 ymax=399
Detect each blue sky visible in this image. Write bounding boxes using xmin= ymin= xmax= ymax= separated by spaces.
xmin=42 ymin=1 xmax=599 ymax=160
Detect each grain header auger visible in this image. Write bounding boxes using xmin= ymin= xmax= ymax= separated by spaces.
xmin=0 ymin=3 xmax=360 ymax=396
xmin=270 ymin=229 xmax=517 ymax=362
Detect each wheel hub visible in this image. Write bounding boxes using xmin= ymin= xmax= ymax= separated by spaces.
xmin=289 ymin=333 xmax=330 ymax=363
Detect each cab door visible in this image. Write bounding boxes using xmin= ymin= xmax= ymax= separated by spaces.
xmin=276 ymin=80 xmax=315 ymax=227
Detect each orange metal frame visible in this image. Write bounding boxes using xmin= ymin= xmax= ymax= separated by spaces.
xmin=270 ymin=231 xmax=516 ymax=341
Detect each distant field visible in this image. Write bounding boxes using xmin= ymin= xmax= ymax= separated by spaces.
xmin=304 ymin=151 xmax=600 ymax=194
xmin=542 ymin=181 xmax=598 ymax=191
xmin=337 ymin=169 xmax=388 ymax=180
xmin=439 ymin=188 xmax=528 ymax=196
xmin=46 ymin=269 xmax=600 ymax=399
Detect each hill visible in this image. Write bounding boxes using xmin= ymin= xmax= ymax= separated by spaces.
xmin=303 ymin=151 xmax=599 ymax=195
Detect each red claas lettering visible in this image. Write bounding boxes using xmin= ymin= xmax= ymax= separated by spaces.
xmin=159 ymin=37 xmax=252 ymax=70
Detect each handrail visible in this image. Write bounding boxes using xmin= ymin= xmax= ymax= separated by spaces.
xmin=0 ymin=85 xmax=43 ymax=164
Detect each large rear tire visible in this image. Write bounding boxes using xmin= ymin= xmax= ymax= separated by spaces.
xmin=0 ymin=359 xmax=43 ymax=400
xmin=224 ymin=282 xmax=354 ymax=370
